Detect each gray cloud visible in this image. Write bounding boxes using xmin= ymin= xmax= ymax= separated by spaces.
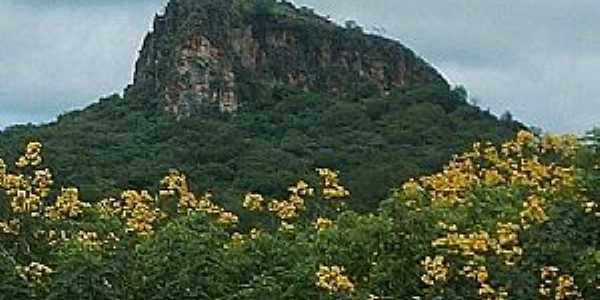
xmin=0 ymin=0 xmax=598 ymax=133
xmin=0 ymin=0 xmax=168 ymax=129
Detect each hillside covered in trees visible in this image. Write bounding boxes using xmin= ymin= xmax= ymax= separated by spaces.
xmin=1 ymin=0 xmax=598 ymax=299
xmin=0 ymin=0 xmax=521 ymax=213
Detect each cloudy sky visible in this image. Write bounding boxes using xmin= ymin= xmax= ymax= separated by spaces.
xmin=1 ymin=0 xmax=598 ymax=133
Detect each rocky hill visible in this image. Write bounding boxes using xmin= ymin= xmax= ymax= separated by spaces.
xmin=125 ymin=0 xmax=447 ymax=117
xmin=0 ymin=0 xmax=521 ymax=211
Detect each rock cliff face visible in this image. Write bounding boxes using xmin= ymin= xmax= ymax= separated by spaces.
xmin=125 ymin=0 xmax=448 ymax=118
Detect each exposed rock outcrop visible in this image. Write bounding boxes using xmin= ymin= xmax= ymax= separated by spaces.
xmin=125 ymin=0 xmax=447 ymax=118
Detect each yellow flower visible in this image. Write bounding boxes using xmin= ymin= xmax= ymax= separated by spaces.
xmin=516 ymin=130 xmax=535 ymax=146
xmin=224 ymin=232 xmax=245 ymax=249
xmin=32 ymin=169 xmax=53 ymax=198
xmin=288 ymin=180 xmax=314 ymax=197
xmin=420 ymin=255 xmax=448 ymax=286
xmin=539 ymin=267 xmax=583 ymax=299
xmin=45 ymin=187 xmax=88 ymax=220
xmin=119 ymin=190 xmax=165 ymax=236
xmin=314 ymin=217 xmax=335 ymax=232
xmin=278 ymin=221 xmax=295 ymax=232
xmin=216 ymin=211 xmax=239 ymax=226
xmin=243 ymin=192 xmax=265 ymax=211
xmin=317 ymin=168 xmax=350 ymax=199
xmin=269 ymin=199 xmax=301 ymax=219
xmin=15 ymin=142 xmax=43 ymax=168
xmin=15 ymin=262 xmax=54 ymax=285
xmin=520 ymin=195 xmax=549 ymax=225
xmin=482 ymin=169 xmax=505 ymax=186
xmin=0 ymin=219 xmax=20 ymax=235
xmin=432 ymin=231 xmax=492 ymax=257
xmin=316 ymin=265 xmax=355 ymax=294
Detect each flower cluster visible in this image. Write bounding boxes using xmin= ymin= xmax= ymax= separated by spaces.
xmin=10 ymin=188 xmax=43 ymax=217
xmin=462 ymin=263 xmax=488 ymax=284
xmin=45 ymin=187 xmax=89 ymax=220
xmin=268 ymin=181 xmax=313 ymax=220
xmin=182 ymin=192 xmax=224 ymax=215
xmin=242 ymin=193 xmax=265 ymax=211
xmin=160 ymin=170 xmax=238 ymax=226
xmin=288 ymin=180 xmax=314 ymax=197
xmin=268 ymin=196 xmax=305 ymax=220
xmin=404 ymin=132 xmax=589 ymax=297
xmin=432 ymin=231 xmax=493 ymax=258
xmin=33 ymin=229 xmax=119 ymax=250
xmin=316 ymin=265 xmax=355 ymax=294
xmin=15 ymin=142 xmax=43 ymax=168
xmin=433 ymin=223 xmax=522 ymax=266
xmin=223 ymin=228 xmax=263 ymax=249
xmin=420 ymin=158 xmax=479 ymax=206
xmin=122 ymin=190 xmax=166 ymax=236
xmin=581 ymin=199 xmax=600 ymax=217
xmin=278 ymin=221 xmax=295 ymax=232
xmin=32 ymin=169 xmax=53 ymax=199
xmin=74 ymin=231 xmax=120 ymax=251
xmin=160 ymin=169 xmax=196 ymax=213
xmin=313 ymin=217 xmax=335 ymax=232
xmin=520 ymin=194 xmax=549 ymax=226
xmin=15 ymin=262 xmax=54 ymax=285
xmin=539 ymin=266 xmax=583 ymax=299
xmin=420 ymin=255 xmax=449 ymax=286
xmin=1 ymin=142 xmax=56 ymax=217
xmin=316 ymin=168 xmax=350 ymax=199
xmin=0 ymin=219 xmax=20 ymax=235
xmin=97 ymin=191 xmax=164 ymax=236
xmin=403 ymin=131 xmax=578 ymax=209
xmin=34 ymin=229 xmax=69 ymax=247
xmin=428 ymin=222 xmax=523 ymax=298
xmin=493 ymin=223 xmax=523 ymax=266
xmin=216 ymin=211 xmax=239 ymax=226
xmin=402 ymin=179 xmax=424 ymax=200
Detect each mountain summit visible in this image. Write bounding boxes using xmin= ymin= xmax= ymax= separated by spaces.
xmin=125 ymin=0 xmax=447 ymax=117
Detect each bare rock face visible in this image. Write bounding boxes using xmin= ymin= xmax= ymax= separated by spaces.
xmin=167 ymin=34 xmax=238 ymax=115
xmin=125 ymin=0 xmax=448 ymax=118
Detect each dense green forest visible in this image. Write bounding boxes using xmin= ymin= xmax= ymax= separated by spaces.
xmin=0 ymin=83 xmax=520 ymax=213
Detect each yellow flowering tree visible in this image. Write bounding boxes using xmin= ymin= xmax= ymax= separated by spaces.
xmin=0 ymin=130 xmax=597 ymax=299
xmin=383 ymin=131 xmax=599 ymax=299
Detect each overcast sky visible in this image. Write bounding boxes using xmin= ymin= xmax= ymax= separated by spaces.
xmin=1 ymin=0 xmax=598 ymax=133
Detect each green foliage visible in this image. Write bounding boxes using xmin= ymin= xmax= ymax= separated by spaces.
xmin=0 ymin=133 xmax=598 ymax=299
xmin=0 ymin=85 xmax=519 ymax=213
